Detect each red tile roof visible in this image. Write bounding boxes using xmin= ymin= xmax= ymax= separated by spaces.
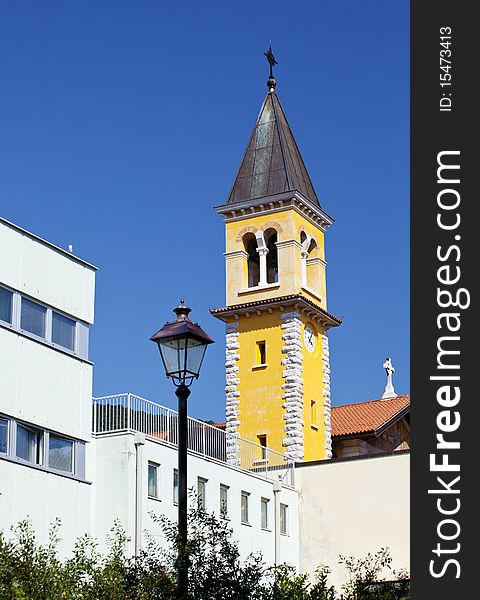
xmin=331 ymin=395 xmax=410 ymax=437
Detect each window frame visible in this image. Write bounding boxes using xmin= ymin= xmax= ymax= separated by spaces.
xmin=173 ymin=468 xmax=179 ymax=505
xmin=48 ymin=432 xmax=75 ymax=474
xmin=51 ymin=310 xmax=77 ymax=352
xmin=148 ymin=461 xmax=160 ymax=499
xmin=0 ymin=285 xmax=14 ymax=326
xmin=241 ymin=491 xmax=250 ymax=525
xmin=310 ymin=400 xmax=318 ymax=429
xmin=255 ymin=340 xmax=267 ymax=366
xmin=280 ymin=503 xmax=288 ymax=535
xmin=197 ymin=477 xmax=207 ymax=510
xmin=0 ymin=413 xmax=86 ymax=481
xmin=257 ymin=434 xmax=268 ymax=462
xmin=220 ymin=484 xmax=229 ymax=519
xmin=0 ymin=287 xmax=89 ymax=361
xmin=261 ymin=497 xmax=270 ymax=530
xmin=16 ymin=422 xmax=44 ymax=466
xmin=0 ymin=416 xmax=10 ymax=455
xmin=20 ymin=296 xmax=48 ymax=340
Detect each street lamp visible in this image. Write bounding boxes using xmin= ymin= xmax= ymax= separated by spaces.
xmin=150 ymin=300 xmax=214 ymax=598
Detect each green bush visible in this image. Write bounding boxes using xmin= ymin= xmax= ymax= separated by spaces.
xmin=0 ymin=509 xmax=409 ymax=599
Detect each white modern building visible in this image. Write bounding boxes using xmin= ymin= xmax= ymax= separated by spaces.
xmin=0 ymin=216 xmax=96 ymax=554
xmin=0 ymin=216 xmax=409 ymax=588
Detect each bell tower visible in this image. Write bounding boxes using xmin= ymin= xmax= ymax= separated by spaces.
xmin=211 ymin=54 xmax=341 ymax=462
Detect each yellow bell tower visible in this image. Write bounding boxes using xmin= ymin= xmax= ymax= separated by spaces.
xmin=211 ymin=65 xmax=341 ymax=462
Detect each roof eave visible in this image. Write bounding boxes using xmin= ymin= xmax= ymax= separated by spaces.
xmin=214 ymin=190 xmax=334 ymax=229
xmin=210 ymin=294 xmax=342 ymax=328
xmin=332 ymin=403 xmax=411 ymax=440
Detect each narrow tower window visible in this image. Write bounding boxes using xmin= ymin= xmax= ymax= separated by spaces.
xmin=264 ymin=228 xmax=278 ymax=283
xmin=306 ymin=238 xmax=318 ymax=290
xmin=256 ymin=340 xmax=266 ymax=365
xmin=310 ymin=400 xmax=317 ymax=427
xmin=244 ymin=233 xmax=260 ymax=287
xmin=258 ymin=434 xmax=267 ymax=460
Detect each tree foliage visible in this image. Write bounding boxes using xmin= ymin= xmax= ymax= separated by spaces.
xmin=0 ymin=509 xmax=409 ymax=599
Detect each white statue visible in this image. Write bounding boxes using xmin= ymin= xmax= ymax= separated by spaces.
xmin=381 ymin=357 xmax=397 ymax=400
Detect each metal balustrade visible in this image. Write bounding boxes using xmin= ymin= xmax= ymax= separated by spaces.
xmin=92 ymin=393 xmax=294 ymax=487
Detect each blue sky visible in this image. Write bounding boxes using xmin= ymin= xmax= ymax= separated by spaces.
xmin=0 ymin=1 xmax=409 ymax=422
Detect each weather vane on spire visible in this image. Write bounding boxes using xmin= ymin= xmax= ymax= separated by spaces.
xmin=264 ymin=44 xmax=278 ymax=92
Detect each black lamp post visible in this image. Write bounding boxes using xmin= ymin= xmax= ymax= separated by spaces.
xmin=150 ymin=300 xmax=214 ymax=598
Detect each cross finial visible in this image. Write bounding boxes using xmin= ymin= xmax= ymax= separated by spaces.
xmin=381 ymin=357 xmax=397 ymax=400
xmin=264 ymin=44 xmax=278 ymax=92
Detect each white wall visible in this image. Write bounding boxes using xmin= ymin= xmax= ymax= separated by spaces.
xmin=0 ymin=218 xmax=96 ymax=324
xmin=0 ymin=456 xmax=92 ymax=554
xmin=94 ymin=432 xmax=299 ymax=568
xmin=0 ymin=218 xmax=96 ymax=553
xmin=0 ymin=329 xmax=93 ymax=440
xmin=296 ymin=452 xmax=410 ymax=589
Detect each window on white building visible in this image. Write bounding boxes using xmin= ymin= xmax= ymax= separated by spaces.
xmin=52 ymin=311 xmax=76 ymax=351
xmin=148 ymin=462 xmax=159 ymax=498
xmin=1 ymin=289 xmax=88 ymax=360
xmin=21 ymin=298 xmax=47 ymax=338
xmin=220 ymin=484 xmax=229 ymax=518
xmin=198 ymin=477 xmax=207 ymax=510
xmin=261 ymin=497 xmax=269 ymax=529
xmin=0 ymin=417 xmax=8 ymax=454
xmin=0 ymin=286 xmax=13 ymax=324
xmin=48 ymin=434 xmax=73 ymax=473
xmin=16 ymin=423 xmax=43 ymax=465
xmin=173 ymin=468 xmax=179 ymax=505
xmin=241 ymin=491 xmax=250 ymax=524
xmin=1 ymin=416 xmax=85 ymax=479
xmin=280 ymin=503 xmax=288 ymax=535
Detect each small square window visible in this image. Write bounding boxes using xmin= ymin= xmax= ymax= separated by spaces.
xmin=16 ymin=423 xmax=42 ymax=465
xmin=0 ymin=417 xmax=9 ymax=454
xmin=49 ymin=435 xmax=74 ymax=473
xmin=173 ymin=468 xmax=179 ymax=505
xmin=198 ymin=477 xmax=207 ymax=510
xmin=52 ymin=312 xmax=76 ymax=351
xmin=148 ymin=462 xmax=159 ymax=498
xmin=241 ymin=491 xmax=250 ymax=524
xmin=280 ymin=504 xmax=288 ymax=535
xmin=21 ymin=298 xmax=46 ymax=338
xmin=261 ymin=498 xmax=269 ymax=529
xmin=0 ymin=287 xmax=13 ymax=324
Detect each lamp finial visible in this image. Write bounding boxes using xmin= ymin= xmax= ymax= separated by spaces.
xmin=173 ymin=299 xmax=192 ymax=322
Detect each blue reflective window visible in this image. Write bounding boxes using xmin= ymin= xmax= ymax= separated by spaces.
xmin=0 ymin=287 xmax=12 ymax=324
xmin=21 ymin=298 xmax=46 ymax=338
xmin=0 ymin=418 xmax=8 ymax=454
xmin=148 ymin=462 xmax=158 ymax=498
xmin=52 ymin=312 xmax=76 ymax=350
xmin=49 ymin=435 xmax=73 ymax=472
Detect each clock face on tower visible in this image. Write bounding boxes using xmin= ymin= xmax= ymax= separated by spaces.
xmin=304 ymin=326 xmax=316 ymax=353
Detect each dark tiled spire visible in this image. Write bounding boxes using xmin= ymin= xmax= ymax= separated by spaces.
xmin=227 ymin=91 xmax=320 ymax=206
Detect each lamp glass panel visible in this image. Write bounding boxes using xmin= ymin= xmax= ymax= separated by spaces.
xmin=185 ymin=338 xmax=207 ymax=376
xmin=159 ymin=337 xmax=186 ymax=376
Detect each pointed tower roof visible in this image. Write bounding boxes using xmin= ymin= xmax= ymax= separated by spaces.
xmin=227 ymin=90 xmax=320 ymax=207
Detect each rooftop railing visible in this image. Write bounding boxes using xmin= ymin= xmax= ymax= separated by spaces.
xmin=92 ymin=393 xmax=294 ymax=488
